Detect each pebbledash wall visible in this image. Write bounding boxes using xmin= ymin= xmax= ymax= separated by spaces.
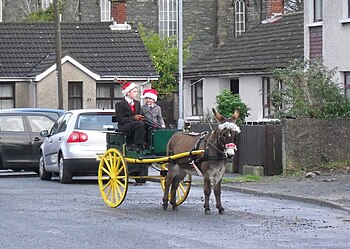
xmin=282 ymin=118 xmax=350 ymax=171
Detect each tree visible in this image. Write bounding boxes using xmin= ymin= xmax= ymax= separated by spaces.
xmin=138 ymin=25 xmax=192 ymax=94
xmin=216 ymin=90 xmax=250 ymax=123
xmin=271 ymin=59 xmax=350 ymax=119
xmin=285 ymin=0 xmax=304 ymax=13
xmin=23 ymin=1 xmax=65 ymax=22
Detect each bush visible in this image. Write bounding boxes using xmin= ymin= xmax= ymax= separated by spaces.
xmin=216 ymin=90 xmax=250 ymax=123
xmin=272 ymin=59 xmax=350 ymax=119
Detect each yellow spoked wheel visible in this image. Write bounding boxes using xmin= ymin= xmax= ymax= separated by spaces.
xmin=98 ymin=148 xmax=128 ymax=208
xmin=160 ymin=163 xmax=192 ymax=206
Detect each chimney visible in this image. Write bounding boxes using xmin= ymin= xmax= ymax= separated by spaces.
xmin=266 ymin=0 xmax=284 ymax=18
xmin=111 ymin=0 xmax=127 ymax=24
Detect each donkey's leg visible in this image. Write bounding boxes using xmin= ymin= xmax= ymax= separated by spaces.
xmin=214 ymin=166 xmax=226 ymax=214
xmin=203 ymin=175 xmax=212 ymax=215
xmin=170 ymin=171 xmax=186 ymax=211
xmin=214 ymin=180 xmax=225 ymax=215
xmin=162 ymin=163 xmax=174 ymax=211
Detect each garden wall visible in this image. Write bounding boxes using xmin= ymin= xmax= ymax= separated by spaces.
xmin=282 ymin=118 xmax=350 ymax=171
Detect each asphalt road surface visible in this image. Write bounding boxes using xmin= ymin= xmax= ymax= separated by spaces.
xmin=0 ymin=172 xmax=349 ymax=249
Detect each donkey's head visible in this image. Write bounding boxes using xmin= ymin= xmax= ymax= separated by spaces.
xmin=212 ymin=108 xmax=241 ymax=158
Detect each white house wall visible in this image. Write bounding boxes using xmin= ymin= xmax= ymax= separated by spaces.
xmin=184 ymin=76 xmax=264 ymax=122
xmin=323 ymin=1 xmax=350 ymax=81
xmin=305 ymin=0 xmax=350 ymax=83
xmin=239 ymin=75 xmax=263 ymax=122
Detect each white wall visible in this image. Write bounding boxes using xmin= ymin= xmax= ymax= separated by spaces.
xmin=239 ymin=75 xmax=263 ymax=122
xmin=305 ymin=0 xmax=350 ymax=83
xmin=323 ymin=1 xmax=350 ymax=82
xmin=184 ymin=75 xmax=265 ymax=122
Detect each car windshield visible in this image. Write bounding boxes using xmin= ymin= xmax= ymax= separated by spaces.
xmin=76 ymin=113 xmax=116 ymax=131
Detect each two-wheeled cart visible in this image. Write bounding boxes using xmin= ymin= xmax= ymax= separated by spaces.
xmin=98 ymin=129 xmax=204 ymax=208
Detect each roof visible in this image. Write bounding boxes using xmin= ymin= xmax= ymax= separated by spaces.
xmin=184 ymin=12 xmax=304 ymax=77
xmin=0 ymin=22 xmax=158 ymax=78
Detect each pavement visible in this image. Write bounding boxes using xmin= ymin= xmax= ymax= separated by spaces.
xmin=212 ymin=169 xmax=350 ymax=213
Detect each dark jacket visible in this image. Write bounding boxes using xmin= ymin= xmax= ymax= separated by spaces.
xmin=115 ymin=98 xmax=142 ymax=128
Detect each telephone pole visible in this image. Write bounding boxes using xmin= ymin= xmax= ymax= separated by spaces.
xmin=54 ymin=0 xmax=63 ymax=109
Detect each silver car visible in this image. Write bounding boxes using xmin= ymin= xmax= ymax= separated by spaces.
xmin=39 ymin=109 xmax=117 ymax=183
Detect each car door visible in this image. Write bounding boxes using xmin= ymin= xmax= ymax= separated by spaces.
xmin=26 ymin=114 xmax=55 ymax=165
xmin=42 ymin=113 xmax=72 ymax=171
xmin=0 ymin=114 xmax=32 ymax=169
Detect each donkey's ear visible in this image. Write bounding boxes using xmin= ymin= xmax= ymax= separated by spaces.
xmin=212 ymin=108 xmax=225 ymax=123
xmin=231 ymin=108 xmax=240 ymax=122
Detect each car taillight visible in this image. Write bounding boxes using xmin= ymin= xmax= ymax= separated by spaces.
xmin=67 ymin=131 xmax=88 ymax=143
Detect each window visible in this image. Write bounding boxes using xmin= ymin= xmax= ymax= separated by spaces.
xmin=28 ymin=116 xmax=55 ymax=132
xmin=191 ymin=79 xmax=203 ymax=116
xmin=235 ymin=0 xmax=246 ymax=37
xmin=159 ymin=0 xmax=178 ymax=37
xmin=96 ymin=84 xmax=123 ymax=109
xmin=0 ymin=116 xmax=24 ymax=132
xmin=314 ymin=0 xmax=323 ymax=22
xmin=348 ymin=0 xmax=350 ymax=18
xmin=230 ymin=79 xmax=239 ymax=94
xmin=42 ymin=0 xmax=53 ymax=10
xmin=262 ymin=77 xmax=271 ymax=118
xmin=344 ymin=72 xmax=350 ymax=97
xmin=68 ymin=82 xmax=82 ymax=110
xmin=100 ymin=0 xmax=111 ymax=22
xmin=0 ymin=83 xmax=15 ymax=109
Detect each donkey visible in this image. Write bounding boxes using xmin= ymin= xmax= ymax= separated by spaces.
xmin=162 ymin=108 xmax=241 ymax=215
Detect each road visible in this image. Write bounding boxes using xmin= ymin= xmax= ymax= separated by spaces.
xmin=0 ymin=171 xmax=349 ymax=249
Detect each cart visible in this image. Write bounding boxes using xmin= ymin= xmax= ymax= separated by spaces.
xmin=97 ymin=129 xmax=204 ymax=208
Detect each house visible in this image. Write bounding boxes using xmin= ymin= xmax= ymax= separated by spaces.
xmin=0 ymin=21 xmax=158 ymax=110
xmin=183 ymin=12 xmax=304 ymax=122
xmin=304 ymin=0 xmax=350 ymax=94
xmin=1 ymin=0 xmax=284 ymax=63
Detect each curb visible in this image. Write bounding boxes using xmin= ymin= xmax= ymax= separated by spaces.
xmin=221 ymin=185 xmax=350 ymax=213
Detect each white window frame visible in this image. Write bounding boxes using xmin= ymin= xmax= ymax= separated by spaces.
xmin=235 ymin=0 xmax=246 ymax=37
xmin=191 ymin=79 xmax=203 ymax=116
xmin=100 ymin=0 xmax=111 ymax=22
xmin=159 ymin=0 xmax=178 ymax=37
xmin=42 ymin=0 xmax=53 ymax=10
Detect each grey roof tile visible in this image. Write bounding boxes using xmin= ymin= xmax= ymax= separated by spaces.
xmin=184 ymin=12 xmax=304 ymax=76
xmin=0 ymin=22 xmax=157 ymax=78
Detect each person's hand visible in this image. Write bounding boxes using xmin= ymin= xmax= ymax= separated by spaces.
xmin=134 ymin=114 xmax=144 ymax=121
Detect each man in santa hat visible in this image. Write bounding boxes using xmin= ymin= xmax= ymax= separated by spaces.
xmin=115 ymin=81 xmax=145 ymax=152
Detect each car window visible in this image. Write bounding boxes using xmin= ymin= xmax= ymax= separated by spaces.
xmin=27 ymin=115 xmax=55 ymax=132
xmin=50 ymin=113 xmax=72 ymax=136
xmin=0 ymin=116 xmax=25 ymax=132
xmin=76 ymin=113 xmax=116 ymax=131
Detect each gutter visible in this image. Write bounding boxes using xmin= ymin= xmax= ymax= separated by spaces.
xmin=183 ymin=71 xmax=271 ymax=79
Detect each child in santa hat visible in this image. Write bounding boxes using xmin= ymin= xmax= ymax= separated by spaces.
xmin=115 ymin=81 xmax=145 ymax=152
xmin=141 ymin=88 xmax=165 ymax=130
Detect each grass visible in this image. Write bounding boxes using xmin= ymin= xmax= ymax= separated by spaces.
xmin=222 ymin=175 xmax=261 ymax=183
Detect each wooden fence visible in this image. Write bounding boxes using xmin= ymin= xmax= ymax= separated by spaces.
xmin=192 ymin=123 xmax=283 ymax=176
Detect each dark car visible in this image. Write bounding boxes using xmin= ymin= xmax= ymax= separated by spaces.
xmin=1 ymin=108 xmax=65 ymax=120
xmin=0 ymin=111 xmax=56 ymax=172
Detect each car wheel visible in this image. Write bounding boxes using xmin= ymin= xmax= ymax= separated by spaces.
xmin=58 ymin=155 xmax=72 ymax=183
xmin=39 ymin=154 xmax=52 ymax=180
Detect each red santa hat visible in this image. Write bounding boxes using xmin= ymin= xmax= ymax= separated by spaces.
xmin=120 ymin=81 xmax=137 ymax=96
xmin=142 ymin=88 xmax=158 ymax=101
